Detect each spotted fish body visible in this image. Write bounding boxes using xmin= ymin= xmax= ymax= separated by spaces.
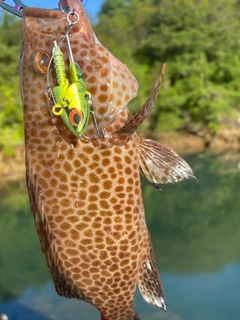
xmin=20 ymin=1 xmax=194 ymax=320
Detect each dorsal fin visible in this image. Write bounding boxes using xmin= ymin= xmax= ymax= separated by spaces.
xmin=110 ymin=64 xmax=166 ymax=146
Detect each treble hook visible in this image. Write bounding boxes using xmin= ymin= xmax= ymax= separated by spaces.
xmin=0 ymin=0 xmax=26 ymax=17
xmin=89 ymin=104 xmax=105 ymax=139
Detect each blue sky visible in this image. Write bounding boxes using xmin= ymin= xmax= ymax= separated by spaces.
xmin=7 ymin=0 xmax=105 ymax=22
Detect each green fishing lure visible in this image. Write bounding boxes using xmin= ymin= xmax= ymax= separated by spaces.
xmin=51 ymin=40 xmax=91 ymax=137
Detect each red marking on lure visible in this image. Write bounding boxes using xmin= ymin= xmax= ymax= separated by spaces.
xmin=69 ymin=109 xmax=83 ymax=126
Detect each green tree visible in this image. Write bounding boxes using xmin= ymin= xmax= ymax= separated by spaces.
xmin=1 ymin=0 xmax=240 ymax=156
xmin=95 ymin=0 xmax=240 ymax=134
xmin=0 ymin=13 xmax=23 ymax=156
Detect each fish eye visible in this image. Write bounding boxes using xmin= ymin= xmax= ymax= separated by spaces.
xmin=31 ymin=50 xmax=51 ymax=75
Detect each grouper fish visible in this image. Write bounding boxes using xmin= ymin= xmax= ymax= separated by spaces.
xmin=1 ymin=0 xmax=195 ymax=319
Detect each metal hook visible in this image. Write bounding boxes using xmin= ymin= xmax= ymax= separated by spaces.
xmin=0 ymin=0 xmax=26 ymax=17
xmin=65 ymin=10 xmax=80 ymax=63
xmin=89 ymin=104 xmax=105 ymax=139
xmin=66 ymin=10 xmax=79 ymax=28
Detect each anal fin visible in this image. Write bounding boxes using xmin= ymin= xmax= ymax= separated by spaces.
xmin=138 ymin=234 xmax=166 ymax=311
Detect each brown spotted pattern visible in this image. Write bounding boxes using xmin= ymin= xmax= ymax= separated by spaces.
xmin=20 ymin=5 xmax=163 ymax=320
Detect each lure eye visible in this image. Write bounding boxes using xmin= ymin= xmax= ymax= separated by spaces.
xmin=69 ymin=109 xmax=83 ymax=127
xmin=31 ymin=50 xmax=51 ymax=75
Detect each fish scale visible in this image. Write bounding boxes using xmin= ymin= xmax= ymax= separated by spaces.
xmin=26 ymin=131 xmax=150 ymax=319
xmin=17 ymin=1 xmax=195 ymax=319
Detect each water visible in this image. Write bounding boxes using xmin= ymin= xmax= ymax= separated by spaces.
xmin=0 ymin=151 xmax=240 ymax=320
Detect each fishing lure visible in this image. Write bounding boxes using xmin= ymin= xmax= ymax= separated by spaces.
xmin=47 ymin=11 xmax=91 ymax=137
xmin=49 ymin=40 xmax=91 ymax=137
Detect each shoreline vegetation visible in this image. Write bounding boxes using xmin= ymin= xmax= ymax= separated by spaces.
xmin=0 ymin=128 xmax=239 ymax=182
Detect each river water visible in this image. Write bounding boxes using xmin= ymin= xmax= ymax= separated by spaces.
xmin=0 ymin=151 xmax=239 ymax=320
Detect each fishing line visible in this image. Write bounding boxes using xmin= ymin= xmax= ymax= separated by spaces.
xmin=82 ymin=0 xmax=89 ymax=8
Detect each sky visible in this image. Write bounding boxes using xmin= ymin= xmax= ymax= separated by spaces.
xmin=6 ymin=0 xmax=105 ymax=22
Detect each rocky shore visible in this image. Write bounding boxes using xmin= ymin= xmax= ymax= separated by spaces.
xmin=155 ymin=125 xmax=240 ymax=154
xmin=0 ymin=127 xmax=239 ymax=182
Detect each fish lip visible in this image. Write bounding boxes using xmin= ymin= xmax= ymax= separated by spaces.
xmin=58 ymin=0 xmax=85 ymax=14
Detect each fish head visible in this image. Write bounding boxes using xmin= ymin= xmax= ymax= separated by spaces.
xmin=21 ymin=2 xmax=138 ymax=141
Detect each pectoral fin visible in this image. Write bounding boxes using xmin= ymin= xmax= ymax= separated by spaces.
xmin=137 ymin=136 xmax=196 ymax=190
xmin=138 ymin=234 xmax=166 ymax=311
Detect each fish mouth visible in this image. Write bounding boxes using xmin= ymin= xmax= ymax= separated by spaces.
xmin=58 ymin=0 xmax=84 ymax=14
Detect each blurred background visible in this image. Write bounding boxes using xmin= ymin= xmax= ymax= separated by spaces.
xmin=0 ymin=152 xmax=240 ymax=320
xmin=0 ymin=0 xmax=240 ymax=319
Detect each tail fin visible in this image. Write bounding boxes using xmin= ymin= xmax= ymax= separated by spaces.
xmin=138 ymin=233 xmax=166 ymax=311
xmin=130 ymin=313 xmax=141 ymax=320
xmin=100 ymin=312 xmax=140 ymax=320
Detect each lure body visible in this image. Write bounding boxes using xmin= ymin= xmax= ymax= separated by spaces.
xmin=18 ymin=2 xmax=195 ymax=320
xmin=51 ymin=40 xmax=90 ymax=137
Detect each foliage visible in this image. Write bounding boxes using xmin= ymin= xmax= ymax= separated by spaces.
xmin=0 ymin=13 xmax=23 ymax=155
xmin=95 ymin=0 xmax=240 ymax=133
xmin=1 ymin=0 xmax=240 ymax=155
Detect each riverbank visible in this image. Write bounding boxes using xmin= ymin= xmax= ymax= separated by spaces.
xmin=153 ymin=125 xmax=240 ymax=154
xmin=0 ymin=128 xmax=239 ymax=181
xmin=0 ymin=146 xmax=26 ymax=183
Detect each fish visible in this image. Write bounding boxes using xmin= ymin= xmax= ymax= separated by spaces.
xmin=18 ymin=0 xmax=195 ymax=319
